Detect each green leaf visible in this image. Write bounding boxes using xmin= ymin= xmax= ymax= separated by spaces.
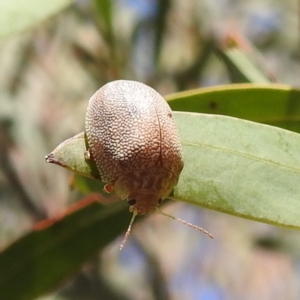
xmin=167 ymin=84 xmax=300 ymax=133
xmin=173 ymin=112 xmax=300 ymax=229
xmin=0 ymin=0 xmax=74 ymax=41
xmin=46 ymin=112 xmax=300 ymax=230
xmin=0 ymin=199 xmax=130 ymax=300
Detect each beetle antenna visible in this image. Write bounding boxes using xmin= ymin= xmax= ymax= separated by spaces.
xmin=157 ymin=208 xmax=213 ymax=239
xmin=120 ymin=210 xmax=138 ymax=250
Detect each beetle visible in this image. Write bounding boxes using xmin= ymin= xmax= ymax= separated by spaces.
xmin=85 ymin=80 xmax=184 ymax=216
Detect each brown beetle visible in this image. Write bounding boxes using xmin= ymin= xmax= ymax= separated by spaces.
xmin=85 ymin=80 xmax=184 ymax=215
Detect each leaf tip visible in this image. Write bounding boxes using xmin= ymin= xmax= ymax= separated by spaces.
xmin=45 ymin=153 xmax=54 ymax=163
xmin=45 ymin=152 xmax=64 ymax=167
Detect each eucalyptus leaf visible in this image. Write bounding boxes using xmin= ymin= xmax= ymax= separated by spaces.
xmin=46 ymin=112 xmax=300 ymax=230
xmin=167 ymin=84 xmax=300 ymax=133
xmin=173 ymin=112 xmax=300 ymax=229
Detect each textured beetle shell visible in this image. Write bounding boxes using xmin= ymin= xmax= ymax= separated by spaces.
xmin=85 ymin=80 xmax=183 ymax=215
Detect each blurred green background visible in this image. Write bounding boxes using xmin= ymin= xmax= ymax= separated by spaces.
xmin=0 ymin=0 xmax=300 ymax=299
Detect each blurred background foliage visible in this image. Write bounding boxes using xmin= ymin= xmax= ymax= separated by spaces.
xmin=0 ymin=0 xmax=300 ymax=299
